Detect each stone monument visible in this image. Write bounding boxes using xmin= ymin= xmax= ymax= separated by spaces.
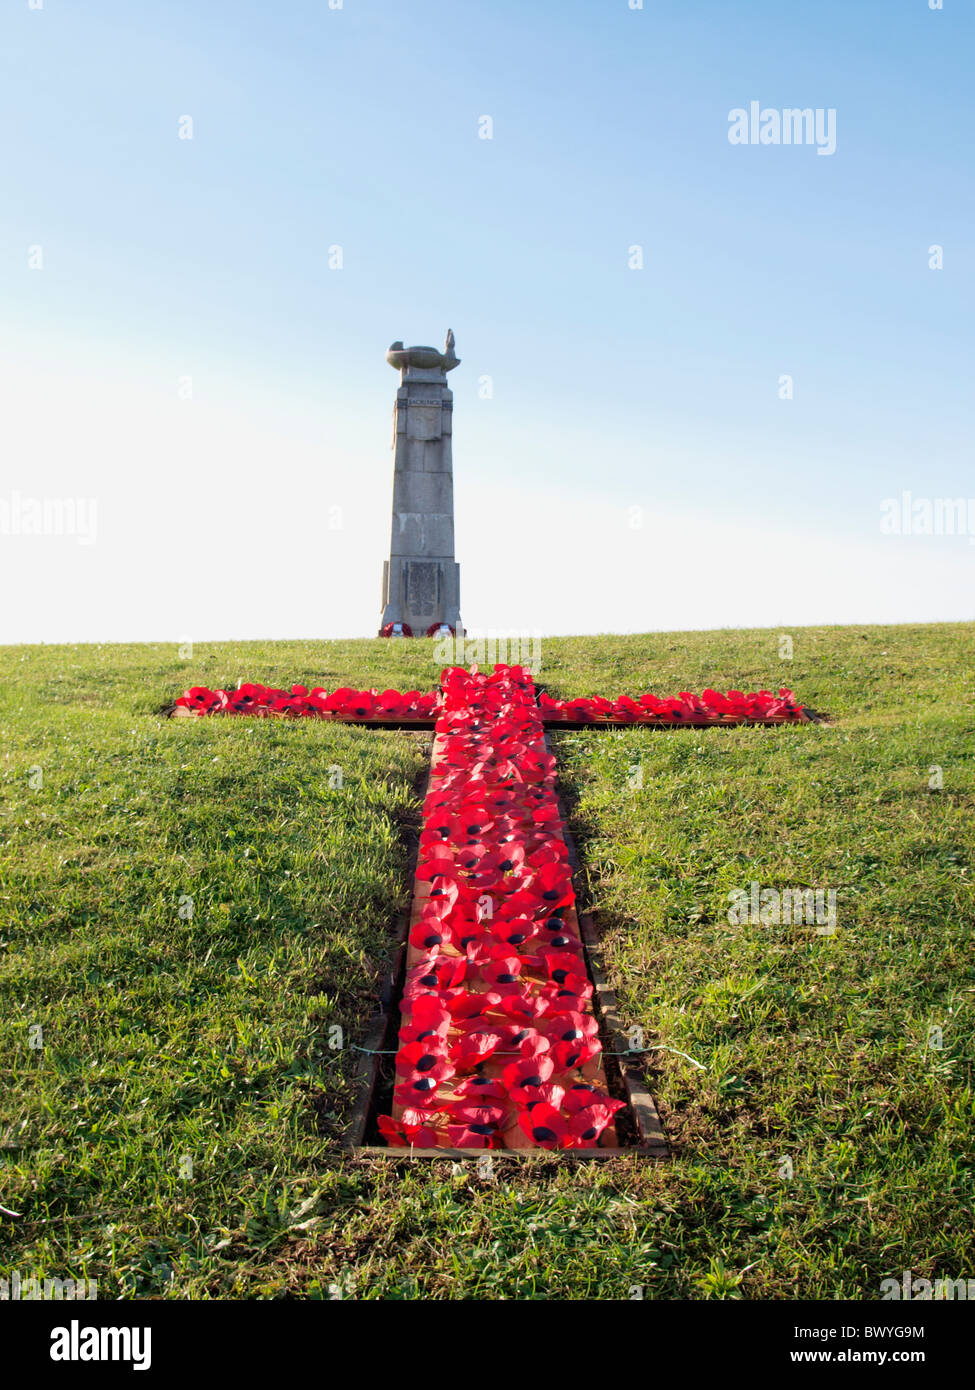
xmin=379 ymin=330 xmax=463 ymax=637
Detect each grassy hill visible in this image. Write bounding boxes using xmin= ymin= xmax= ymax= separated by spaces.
xmin=1 ymin=624 xmax=973 ymax=1299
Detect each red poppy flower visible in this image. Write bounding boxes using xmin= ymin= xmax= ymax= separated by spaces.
xmin=502 ymin=1055 xmax=555 ymax=1104
xmin=492 ymin=1022 xmax=539 ymax=1051
xmin=518 ymin=1082 xmax=565 ymax=1111
xmin=452 ymin=841 xmax=491 ymax=873
xmin=568 ymin=1100 xmax=625 ymax=1144
xmin=561 ymin=1082 xmax=604 ymax=1114
xmin=226 ymin=683 xmax=268 ymax=713
xmin=426 ymin=879 xmax=467 ymax=912
xmin=451 ymin=1076 xmax=507 ymax=1104
xmin=446 ymin=990 xmax=502 ymax=1021
xmin=535 ymin=917 xmax=582 ymax=952
xmin=551 ymin=1036 xmax=602 ymax=1071
xmin=447 ymin=922 xmax=493 ymax=962
xmin=450 ymin=1030 xmax=503 ymax=1069
xmin=448 ymin=811 xmax=496 ymax=843
xmin=496 ymin=889 xmax=551 ymax=922
xmin=394 ymin=1070 xmax=453 ymax=1107
xmin=403 ymin=955 xmax=467 ymax=997
xmin=420 ymin=814 xmax=454 ymax=847
xmin=446 ymin=1123 xmax=498 ymax=1148
xmin=338 ymin=690 xmax=377 ymax=718
xmin=513 ymin=1029 xmax=551 ymax=1059
xmin=516 ymin=1102 xmax=569 ymax=1149
xmin=415 ymin=856 xmax=460 ymax=886
xmin=545 ymin=1010 xmax=599 ymax=1046
xmin=540 ymin=978 xmax=594 ymax=1011
xmin=177 ymin=686 xmax=220 ymax=713
xmin=322 ymin=687 xmax=357 ymax=711
xmin=395 ymin=1040 xmax=453 ymax=1088
xmin=409 ymin=918 xmax=448 ymax=951
xmin=377 ymin=1113 xmax=440 ymax=1147
xmin=485 ymin=843 xmax=526 ymax=875
xmin=480 ymin=956 xmax=524 ymax=991
xmin=528 ymin=864 xmax=575 ymax=908
xmin=375 ymin=689 xmax=406 ymax=715
xmin=497 ymin=991 xmax=550 ymax=1024
xmin=490 ymin=918 xmax=538 ymax=950
xmin=399 ymin=1005 xmax=452 ymax=1045
xmin=536 ymin=950 xmax=587 ymax=988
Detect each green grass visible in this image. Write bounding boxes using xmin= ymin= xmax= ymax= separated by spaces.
xmin=1 ymin=625 xmax=973 ymax=1299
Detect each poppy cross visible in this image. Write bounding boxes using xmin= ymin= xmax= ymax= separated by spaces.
xmin=171 ymin=664 xmax=811 ymax=1154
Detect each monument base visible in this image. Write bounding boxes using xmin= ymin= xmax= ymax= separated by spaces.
xmin=380 ymin=556 xmax=462 ymax=637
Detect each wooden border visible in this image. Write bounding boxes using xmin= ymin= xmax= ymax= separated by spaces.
xmin=342 ymin=914 xmax=409 ymax=1149
xmin=546 ymin=740 xmax=668 ymax=1158
xmin=577 ymin=913 xmax=668 ymax=1156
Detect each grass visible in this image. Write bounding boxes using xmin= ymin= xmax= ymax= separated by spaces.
xmin=1 ymin=624 xmax=973 ymax=1299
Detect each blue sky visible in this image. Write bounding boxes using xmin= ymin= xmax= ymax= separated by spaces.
xmin=1 ymin=0 xmax=972 ymax=642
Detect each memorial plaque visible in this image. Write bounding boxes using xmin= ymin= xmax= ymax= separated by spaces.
xmin=407 ymin=561 xmax=439 ymax=617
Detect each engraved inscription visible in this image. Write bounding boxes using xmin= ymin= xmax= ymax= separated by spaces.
xmin=407 ymin=561 xmax=440 ymax=617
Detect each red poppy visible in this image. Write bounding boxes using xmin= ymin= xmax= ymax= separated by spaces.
xmin=176 ymin=686 xmax=220 ymax=713
xmin=528 ymin=864 xmax=575 ymax=909
xmin=480 ymin=956 xmax=524 ymax=990
xmin=513 ymin=1029 xmax=551 ymax=1059
xmin=447 ymin=922 xmax=493 ymax=962
xmin=497 ymin=991 xmax=550 ymax=1024
xmin=447 ymin=1124 xmax=497 ymax=1148
xmin=518 ymin=1082 xmax=565 ymax=1111
xmin=449 ymin=811 xmax=496 ymax=842
xmin=568 ymin=1101 xmax=624 ymax=1144
xmin=535 ymin=918 xmax=582 ymax=953
xmin=415 ymin=856 xmax=460 ymax=886
xmin=452 ymin=841 xmax=491 ymax=873
xmin=403 ymin=955 xmax=467 ymax=997
xmin=409 ymin=918 xmax=448 ymax=951
xmin=450 ymin=1030 xmax=503 ymax=1069
xmin=490 ymin=918 xmax=538 ymax=950
xmin=393 ymin=1071 xmax=453 ymax=1107
xmin=540 ymin=978 xmax=594 ymax=1011
xmin=561 ymin=1082 xmax=603 ymax=1114
xmin=377 ymin=1113 xmax=440 ymax=1147
xmin=451 ymin=1076 xmax=507 ymax=1104
xmin=399 ymin=1005 xmax=452 ymax=1045
xmin=226 ymin=683 xmax=268 ymax=713
xmin=551 ymin=1036 xmax=602 ymax=1071
xmin=502 ymin=1055 xmax=555 ymax=1104
xmin=446 ymin=990 xmax=502 ymax=1021
xmin=395 ymin=1040 xmax=453 ymax=1089
xmin=545 ymin=1010 xmax=599 ymax=1046
xmin=516 ymin=1102 xmax=569 ymax=1149
xmin=375 ymin=689 xmax=406 ymax=715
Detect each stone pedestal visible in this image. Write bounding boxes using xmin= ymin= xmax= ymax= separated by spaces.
xmin=379 ymin=332 xmax=463 ymax=635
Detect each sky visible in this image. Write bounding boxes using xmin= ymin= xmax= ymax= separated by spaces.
xmin=1 ymin=0 xmax=973 ymax=644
